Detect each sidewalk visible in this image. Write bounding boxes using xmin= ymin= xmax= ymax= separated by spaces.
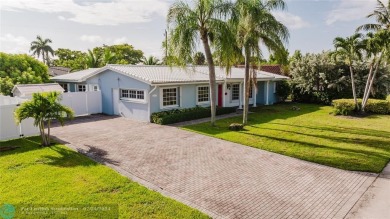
xmin=346 ymin=163 xmax=390 ymax=219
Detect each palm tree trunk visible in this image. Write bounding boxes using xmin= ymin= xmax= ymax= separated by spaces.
xmin=362 ymin=52 xmax=383 ymax=109
xmin=201 ymin=32 xmax=217 ymax=126
xmin=361 ymin=62 xmax=375 ymax=112
xmin=349 ymin=65 xmax=359 ymax=110
xmin=243 ymin=47 xmax=250 ymax=125
xmin=47 ymin=119 xmax=51 ymax=145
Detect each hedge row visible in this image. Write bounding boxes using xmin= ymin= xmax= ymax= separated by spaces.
xmin=332 ymin=99 xmax=390 ymax=115
xmin=151 ymin=106 xmax=237 ymax=125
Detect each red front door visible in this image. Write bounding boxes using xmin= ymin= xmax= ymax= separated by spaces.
xmin=218 ymin=84 xmax=223 ymax=107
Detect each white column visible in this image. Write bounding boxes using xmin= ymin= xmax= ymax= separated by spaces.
xmin=239 ymin=82 xmax=243 ymax=109
xmin=266 ymin=81 xmax=269 ymax=105
xmin=253 ymin=83 xmax=257 ymax=107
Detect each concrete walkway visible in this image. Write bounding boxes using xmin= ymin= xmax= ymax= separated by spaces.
xmin=346 ymin=163 xmax=390 ymax=219
xmin=51 ymin=115 xmax=377 ymax=219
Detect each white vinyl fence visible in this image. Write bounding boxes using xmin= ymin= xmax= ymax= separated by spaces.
xmin=0 ymin=95 xmax=39 ymax=141
xmin=60 ymin=91 xmax=102 ymax=116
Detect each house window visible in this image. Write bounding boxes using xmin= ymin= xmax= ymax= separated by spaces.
xmin=120 ymin=89 xmax=145 ymax=101
xmin=59 ymin=83 xmax=68 ymax=92
xmin=77 ymin=84 xmax=86 ymax=92
xmin=231 ymin=84 xmax=240 ymax=100
xmin=197 ymin=86 xmax=209 ymax=103
xmin=162 ymin=87 xmax=179 ymax=107
xmin=92 ymin=85 xmax=99 ymax=91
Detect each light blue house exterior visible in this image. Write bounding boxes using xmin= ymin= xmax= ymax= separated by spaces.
xmin=51 ymin=65 xmax=288 ymax=122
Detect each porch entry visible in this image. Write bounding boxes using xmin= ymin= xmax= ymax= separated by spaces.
xmin=218 ymin=84 xmax=223 ymax=107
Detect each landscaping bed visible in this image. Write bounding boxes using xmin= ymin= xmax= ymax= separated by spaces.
xmin=151 ymin=106 xmax=236 ymax=125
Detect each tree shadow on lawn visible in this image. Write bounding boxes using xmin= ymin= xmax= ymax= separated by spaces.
xmin=258 ymin=126 xmax=390 ymax=151
xmin=240 ymin=132 xmax=389 ymax=172
xmin=269 ymin=123 xmax=390 ymax=139
xmin=0 ymin=137 xmax=44 ymax=156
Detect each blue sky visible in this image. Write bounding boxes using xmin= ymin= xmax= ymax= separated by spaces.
xmin=0 ymin=0 xmax=386 ymax=59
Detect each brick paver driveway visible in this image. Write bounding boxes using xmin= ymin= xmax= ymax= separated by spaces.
xmin=51 ymin=115 xmax=376 ymax=219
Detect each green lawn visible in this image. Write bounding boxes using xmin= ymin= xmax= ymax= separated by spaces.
xmin=183 ymin=103 xmax=390 ymax=173
xmin=0 ymin=137 xmax=208 ymax=219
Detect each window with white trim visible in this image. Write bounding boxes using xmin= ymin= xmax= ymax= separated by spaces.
xmin=231 ymin=84 xmax=240 ymax=100
xmin=197 ymin=86 xmax=209 ymax=103
xmin=162 ymin=87 xmax=179 ymax=107
xmin=77 ymin=84 xmax=86 ymax=92
xmin=120 ymin=89 xmax=145 ymax=100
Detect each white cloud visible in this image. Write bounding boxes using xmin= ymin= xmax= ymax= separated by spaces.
xmin=0 ymin=34 xmax=30 ymax=54
xmin=79 ymin=35 xmax=129 ymax=45
xmin=1 ymin=0 xmax=169 ymax=26
xmin=273 ymin=12 xmax=310 ymax=30
xmin=80 ymin=35 xmax=104 ymax=43
xmin=326 ymin=0 xmax=389 ymax=25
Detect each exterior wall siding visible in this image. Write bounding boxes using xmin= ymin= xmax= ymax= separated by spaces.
xmin=87 ymin=70 xmax=150 ymax=121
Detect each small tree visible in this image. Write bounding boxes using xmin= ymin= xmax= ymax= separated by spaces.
xmin=14 ymin=92 xmax=74 ymax=146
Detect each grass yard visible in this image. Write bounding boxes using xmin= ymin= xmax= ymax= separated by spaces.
xmin=183 ymin=103 xmax=390 ymax=173
xmin=0 ymin=137 xmax=208 ymax=219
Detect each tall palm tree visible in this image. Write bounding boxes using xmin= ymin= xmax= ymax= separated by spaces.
xmin=356 ymin=0 xmax=390 ymax=32
xmin=30 ymin=35 xmax=54 ymax=66
xmin=231 ymin=0 xmax=289 ymax=125
xmin=141 ymin=56 xmax=162 ymax=65
xmin=167 ymin=0 xmax=235 ymax=126
xmin=361 ymin=30 xmax=390 ymax=111
xmin=85 ymin=49 xmax=101 ymax=68
xmin=333 ymin=33 xmax=365 ymax=109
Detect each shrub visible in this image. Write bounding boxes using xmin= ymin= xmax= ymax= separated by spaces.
xmin=151 ymin=106 xmax=236 ymax=125
xmin=276 ymin=80 xmax=290 ymax=102
xmin=332 ymin=99 xmax=356 ymax=115
xmin=332 ymin=98 xmax=390 ymax=115
xmin=365 ymin=99 xmax=390 ymax=114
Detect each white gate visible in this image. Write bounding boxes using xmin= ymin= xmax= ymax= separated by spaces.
xmin=60 ymin=91 xmax=102 ymax=117
xmin=0 ymin=96 xmax=39 ymax=141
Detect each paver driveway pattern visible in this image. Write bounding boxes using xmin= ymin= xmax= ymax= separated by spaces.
xmin=51 ymin=115 xmax=376 ymax=219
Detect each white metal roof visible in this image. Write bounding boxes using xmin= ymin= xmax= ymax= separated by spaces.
xmin=11 ymin=83 xmax=64 ymax=96
xmin=51 ymin=65 xmax=288 ymax=84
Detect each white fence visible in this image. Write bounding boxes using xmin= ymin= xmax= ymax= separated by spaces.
xmin=60 ymin=91 xmax=102 ymax=117
xmin=0 ymin=96 xmax=39 ymax=141
xmin=0 ymin=91 xmax=102 ymax=141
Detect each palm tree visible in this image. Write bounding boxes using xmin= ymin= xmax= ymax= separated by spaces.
xmin=103 ymin=49 xmax=116 ymax=65
xmin=85 ymin=49 xmax=101 ymax=68
xmin=141 ymin=56 xmax=162 ymax=65
xmin=14 ymin=92 xmax=74 ymax=146
xmin=333 ymin=33 xmax=365 ymax=109
xmin=30 ymin=35 xmax=54 ymax=66
xmin=356 ymin=0 xmax=390 ymax=32
xmin=231 ymin=0 xmax=289 ymax=125
xmin=361 ymin=30 xmax=390 ymax=111
xmin=167 ymin=0 xmax=235 ymax=126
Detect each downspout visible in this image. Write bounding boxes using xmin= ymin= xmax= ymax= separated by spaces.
xmin=148 ymin=85 xmax=158 ymax=122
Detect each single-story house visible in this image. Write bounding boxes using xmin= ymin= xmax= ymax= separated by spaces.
xmin=51 ymin=65 xmax=288 ymax=122
xmin=12 ymin=83 xmax=64 ymax=98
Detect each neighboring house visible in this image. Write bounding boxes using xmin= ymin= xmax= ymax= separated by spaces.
xmin=49 ymin=66 xmax=71 ymax=77
xmin=12 ymin=83 xmax=64 ymax=98
xmin=51 ymin=65 xmax=288 ymax=122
